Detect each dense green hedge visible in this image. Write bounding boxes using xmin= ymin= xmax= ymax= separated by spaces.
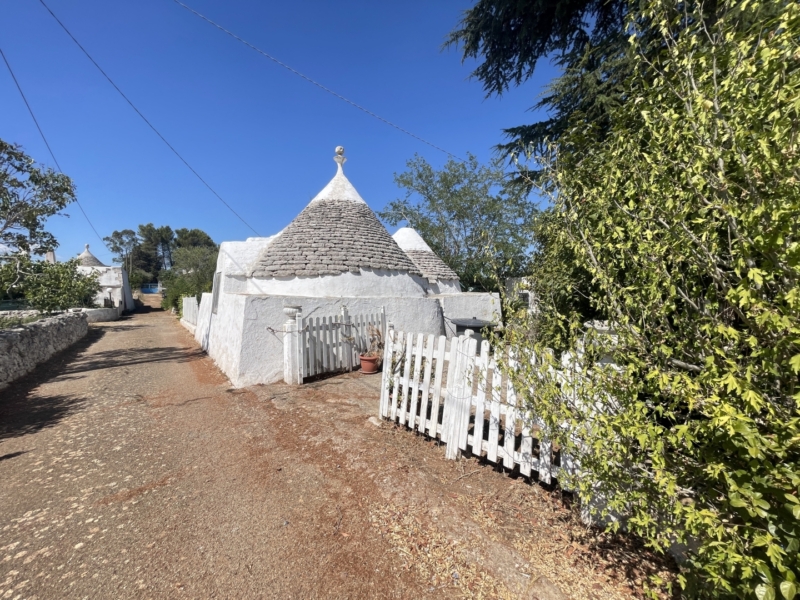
xmin=506 ymin=1 xmax=800 ymax=597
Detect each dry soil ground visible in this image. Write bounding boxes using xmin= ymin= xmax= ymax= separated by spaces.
xmin=0 ymin=307 xmax=675 ymax=599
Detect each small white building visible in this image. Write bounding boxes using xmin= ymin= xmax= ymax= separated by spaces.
xmin=193 ymin=147 xmax=500 ymax=387
xmin=76 ymin=244 xmax=136 ymax=312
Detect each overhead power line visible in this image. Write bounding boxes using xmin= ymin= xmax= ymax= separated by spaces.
xmin=1 ymin=46 xmax=107 ymax=248
xmin=172 ymin=0 xmax=465 ymax=163
xmin=37 ymin=0 xmax=261 ymax=237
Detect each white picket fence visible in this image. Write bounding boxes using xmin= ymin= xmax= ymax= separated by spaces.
xmin=182 ymin=296 xmax=199 ymax=325
xmin=379 ymin=328 xmax=576 ymax=485
xmin=283 ymin=306 xmax=386 ymax=383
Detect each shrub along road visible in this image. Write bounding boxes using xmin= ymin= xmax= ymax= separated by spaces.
xmin=0 ymin=307 xmax=674 ymax=599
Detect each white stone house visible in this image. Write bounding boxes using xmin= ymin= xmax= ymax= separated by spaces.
xmin=193 ymin=147 xmax=499 ymax=387
xmin=76 ymin=244 xmax=136 ymax=312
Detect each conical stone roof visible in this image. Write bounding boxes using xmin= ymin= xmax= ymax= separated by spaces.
xmin=250 ymin=150 xmax=421 ymax=279
xmin=392 ymin=227 xmax=459 ymax=281
xmin=77 ymin=244 xmax=106 ymax=267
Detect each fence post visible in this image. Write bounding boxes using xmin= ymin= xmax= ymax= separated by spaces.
xmin=341 ymin=306 xmax=352 ymax=372
xmin=283 ymin=305 xmax=302 ymax=385
xmin=380 ymin=328 xmax=395 ymax=418
xmin=455 ymin=331 xmax=478 ymax=454
xmin=296 ymin=309 xmax=305 ymax=381
xmin=443 ymin=331 xmax=475 ymax=460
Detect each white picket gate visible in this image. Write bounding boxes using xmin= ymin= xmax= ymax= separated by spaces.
xmin=379 ymin=328 xmax=576 ymax=485
xmin=283 ymin=306 xmax=386 ymax=383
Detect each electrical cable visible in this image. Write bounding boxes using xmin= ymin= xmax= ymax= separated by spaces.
xmin=1 ymin=46 xmax=108 ymax=247
xmin=172 ymin=0 xmax=466 ymax=163
xmin=37 ymin=0 xmax=262 ymax=237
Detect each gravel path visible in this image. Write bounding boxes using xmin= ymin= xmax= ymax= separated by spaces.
xmin=0 ymin=309 xmax=674 ymax=600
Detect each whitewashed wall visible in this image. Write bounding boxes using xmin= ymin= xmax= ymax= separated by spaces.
xmin=246 ymin=268 xmax=426 ymax=298
xmin=435 ymin=292 xmax=502 ymax=338
xmin=410 ymin=274 xmax=462 ymax=296
xmin=194 ymin=292 xmax=213 ymax=350
xmin=77 ymin=265 xmax=135 ymax=311
xmin=205 ymin=291 xmax=247 ymax=382
xmin=233 ymin=295 xmax=444 ymax=387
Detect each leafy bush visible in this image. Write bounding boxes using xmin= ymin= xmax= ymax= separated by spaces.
xmin=160 ymin=245 xmax=218 ymax=312
xmin=0 ymin=256 xmax=100 ymax=313
xmin=505 ymin=1 xmax=800 ymax=598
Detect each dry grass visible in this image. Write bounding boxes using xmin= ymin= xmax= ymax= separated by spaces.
xmin=455 ymin=480 xmax=678 ymax=600
xmin=370 ymin=502 xmax=515 ymax=599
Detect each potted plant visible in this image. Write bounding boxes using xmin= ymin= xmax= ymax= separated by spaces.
xmin=359 ymin=325 xmax=383 ymax=374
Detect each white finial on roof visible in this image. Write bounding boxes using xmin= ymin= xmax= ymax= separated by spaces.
xmin=334 ymin=146 xmax=346 ymax=173
xmin=309 ymin=146 xmax=364 ymax=204
xmin=78 ymin=242 xmax=106 ymax=267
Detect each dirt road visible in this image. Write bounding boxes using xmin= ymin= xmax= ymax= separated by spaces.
xmin=0 ymin=308 xmax=673 ymax=599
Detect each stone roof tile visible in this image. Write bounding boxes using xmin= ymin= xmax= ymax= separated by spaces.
xmin=250 ymin=198 xmax=421 ymax=278
xmin=404 ymin=250 xmax=459 ymax=281
xmin=77 ymin=244 xmax=106 ymax=267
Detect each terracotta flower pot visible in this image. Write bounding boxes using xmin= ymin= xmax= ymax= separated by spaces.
xmin=359 ymin=355 xmax=380 ymax=374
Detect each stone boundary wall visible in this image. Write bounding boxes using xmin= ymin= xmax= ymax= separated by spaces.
xmin=0 ymin=310 xmax=40 ymax=320
xmin=0 ymin=312 xmax=88 ymax=389
xmin=82 ymin=307 xmax=122 ymax=323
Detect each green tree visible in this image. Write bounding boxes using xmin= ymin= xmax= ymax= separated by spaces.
xmin=175 ymin=228 xmax=215 ymax=249
xmin=105 ymin=225 xmax=217 ymax=291
xmin=160 ymin=244 xmax=218 ymax=312
xmin=447 ymin=0 xmax=630 ymax=181
xmin=0 ymin=256 xmax=99 ymax=313
xmin=103 ymin=229 xmax=138 ymax=273
xmin=379 ymin=153 xmax=535 ymax=292
xmin=521 ymin=206 xmax=599 ymax=350
xmin=0 ymin=139 xmax=76 ymax=255
xmin=500 ymin=1 xmax=800 ymax=597
xmin=137 ymin=223 xmax=174 ymax=272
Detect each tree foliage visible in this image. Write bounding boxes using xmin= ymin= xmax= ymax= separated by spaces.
xmin=105 ymin=223 xmax=211 ymax=288
xmin=447 ymin=0 xmax=630 ymax=178
xmin=0 ymin=256 xmax=99 ymax=313
xmin=0 ymin=139 xmax=76 ymax=255
xmin=137 ymin=223 xmax=175 ymax=272
xmin=103 ymin=229 xmax=137 ymax=273
xmin=175 ymin=228 xmax=216 ymax=249
xmin=379 ymin=153 xmax=535 ymax=292
xmin=502 ymin=1 xmax=800 ymax=597
xmin=160 ymin=245 xmax=218 ymax=313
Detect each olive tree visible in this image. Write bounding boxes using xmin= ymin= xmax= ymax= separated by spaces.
xmin=0 ymin=139 xmax=75 ymax=255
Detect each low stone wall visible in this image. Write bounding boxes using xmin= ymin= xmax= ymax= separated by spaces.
xmin=81 ymin=307 xmax=122 ymax=323
xmin=0 ymin=310 xmax=40 ymax=320
xmin=0 ymin=312 xmax=88 ymax=389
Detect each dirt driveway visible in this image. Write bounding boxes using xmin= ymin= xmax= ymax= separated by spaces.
xmin=0 ymin=308 xmax=674 ymax=599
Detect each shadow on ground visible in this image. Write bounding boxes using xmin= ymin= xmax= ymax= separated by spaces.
xmin=0 ymin=327 xmax=107 ymax=441
xmin=56 ymin=345 xmax=204 ymax=378
xmin=0 ymin=393 xmax=85 ymax=442
xmin=0 ymin=319 xmax=201 ymax=441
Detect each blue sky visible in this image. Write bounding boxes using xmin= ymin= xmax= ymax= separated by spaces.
xmin=1 ymin=0 xmax=556 ymax=264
